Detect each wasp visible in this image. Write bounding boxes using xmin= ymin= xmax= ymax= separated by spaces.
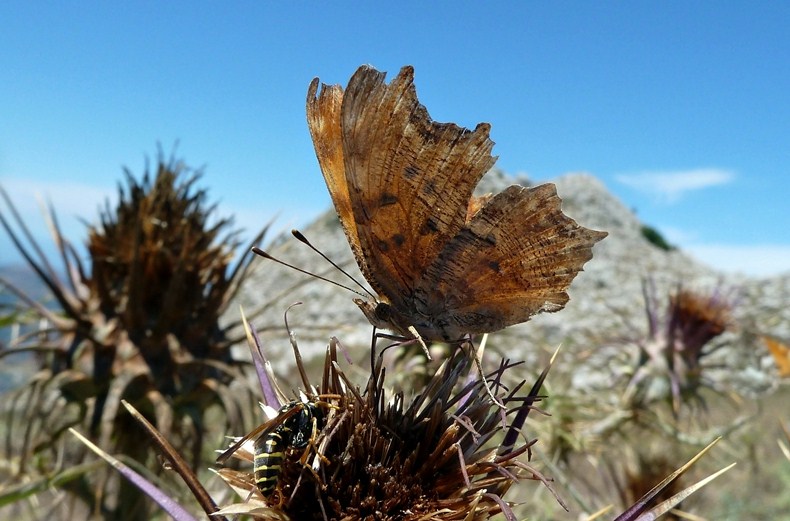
xmin=217 ymin=399 xmax=327 ymax=497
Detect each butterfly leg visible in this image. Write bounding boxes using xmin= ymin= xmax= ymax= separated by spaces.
xmin=371 ymin=330 xmax=432 ymax=360
xmin=467 ymin=334 xmax=506 ymax=410
xmin=407 ymin=325 xmax=432 ymax=360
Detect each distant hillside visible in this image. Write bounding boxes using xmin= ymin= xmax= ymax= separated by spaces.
xmin=0 ymin=264 xmax=52 ymax=302
xmin=4 ymin=171 xmax=787 ymax=395
xmin=0 ymin=264 xmax=51 ymax=392
xmin=228 ymin=170 xmax=789 ymax=394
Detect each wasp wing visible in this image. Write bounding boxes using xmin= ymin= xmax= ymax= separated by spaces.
xmin=215 ymin=405 xmax=303 ymax=464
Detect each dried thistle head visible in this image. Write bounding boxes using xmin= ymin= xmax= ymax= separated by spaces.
xmin=68 ymin=325 xmax=732 ymax=521
xmin=667 ymin=289 xmax=732 ymax=374
xmin=0 ymin=153 xmax=265 ymax=518
xmin=625 ymin=282 xmax=734 ymax=412
xmin=216 ymin=328 xmax=554 ymax=521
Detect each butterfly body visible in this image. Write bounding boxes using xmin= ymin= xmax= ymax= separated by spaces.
xmin=308 ymin=65 xmax=607 ymax=343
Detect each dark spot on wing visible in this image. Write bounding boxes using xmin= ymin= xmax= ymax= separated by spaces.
xmin=454 ymin=311 xmax=491 ymax=330
xmin=379 ymin=193 xmax=398 ymax=207
xmin=488 ymin=260 xmax=500 ymax=272
xmin=423 ymin=180 xmax=437 ymax=196
xmin=403 ymin=165 xmax=419 ymax=180
xmin=392 ymin=233 xmax=405 ymax=247
xmin=482 ymin=233 xmax=497 ymax=246
xmin=375 ymin=238 xmax=389 ymax=252
xmin=420 ymin=217 xmax=440 ymax=235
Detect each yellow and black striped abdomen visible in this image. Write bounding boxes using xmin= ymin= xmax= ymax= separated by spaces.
xmin=254 ymin=431 xmax=286 ymax=496
xmin=252 ymin=401 xmax=324 ymax=497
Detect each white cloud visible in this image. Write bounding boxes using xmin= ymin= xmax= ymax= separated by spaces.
xmin=685 ymin=244 xmax=790 ymax=277
xmin=616 ymin=168 xmax=735 ymax=203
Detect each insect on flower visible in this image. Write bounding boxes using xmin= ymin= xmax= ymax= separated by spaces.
xmin=306 ymin=65 xmax=607 ymax=346
xmin=216 ymin=399 xmax=329 ymax=498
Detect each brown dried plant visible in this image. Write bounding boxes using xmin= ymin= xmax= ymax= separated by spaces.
xmin=525 ymin=282 xmax=740 ymax=518
xmin=0 ymin=153 xmax=266 ymax=519
xmin=67 ymin=313 xmax=731 ymax=521
xmin=624 ymin=282 xmax=734 ymax=413
xmin=212 ymin=313 xmax=561 ymax=520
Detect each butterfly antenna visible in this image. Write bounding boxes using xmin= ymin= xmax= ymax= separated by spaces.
xmin=251 ymin=247 xmax=369 ymax=299
xmin=291 ymin=229 xmax=377 ymax=300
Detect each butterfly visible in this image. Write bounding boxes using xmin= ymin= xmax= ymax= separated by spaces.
xmin=764 ymin=336 xmax=790 ymax=377
xmin=306 ymin=65 xmax=607 ymax=344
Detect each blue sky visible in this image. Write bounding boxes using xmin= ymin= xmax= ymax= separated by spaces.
xmin=1 ymin=2 xmax=788 ymax=276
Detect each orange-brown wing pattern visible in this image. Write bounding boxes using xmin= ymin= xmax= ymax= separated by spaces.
xmin=338 ymin=65 xmax=496 ymax=308
xmin=306 ymin=78 xmax=366 ymax=269
xmin=418 ymin=183 xmax=607 ymax=338
xmin=764 ymin=336 xmax=790 ymax=377
xmin=307 ymin=64 xmax=607 ymax=343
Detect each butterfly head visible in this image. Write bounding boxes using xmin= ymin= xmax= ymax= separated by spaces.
xmin=353 ymin=297 xmax=396 ymax=333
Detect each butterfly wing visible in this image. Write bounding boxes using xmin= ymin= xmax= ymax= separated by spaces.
xmin=764 ymin=336 xmax=790 ymax=377
xmin=418 ymin=183 xmax=607 ymax=337
xmin=337 ymin=65 xmax=496 ymax=307
xmin=307 ymin=78 xmax=366 ymax=267
xmin=309 ymin=65 xmax=605 ymax=342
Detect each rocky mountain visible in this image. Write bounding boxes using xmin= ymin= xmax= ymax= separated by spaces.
xmin=3 ymin=169 xmax=787 ymax=394
xmin=230 ymin=170 xmax=789 ymax=394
